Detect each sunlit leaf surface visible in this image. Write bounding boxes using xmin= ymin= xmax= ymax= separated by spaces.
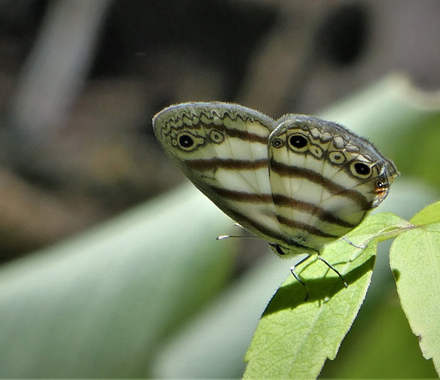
xmin=390 ymin=201 xmax=440 ymax=375
xmin=244 ymin=213 xmax=407 ymax=379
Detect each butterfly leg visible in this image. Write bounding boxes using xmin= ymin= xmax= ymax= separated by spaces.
xmin=269 ymin=243 xmax=311 ymax=300
xmin=317 ymin=256 xmax=348 ymax=287
xmin=342 ymin=236 xmax=366 ymax=249
xmin=290 ymin=254 xmax=311 ymax=301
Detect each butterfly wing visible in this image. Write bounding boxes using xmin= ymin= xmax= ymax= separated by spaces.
xmin=153 ymin=102 xmax=287 ymax=243
xmin=268 ymin=115 xmax=398 ymax=253
xmin=153 ymin=103 xmax=398 ymax=256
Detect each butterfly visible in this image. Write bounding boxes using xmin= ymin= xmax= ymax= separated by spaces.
xmin=153 ymin=102 xmax=398 ymax=290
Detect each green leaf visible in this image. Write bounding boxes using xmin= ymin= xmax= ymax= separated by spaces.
xmin=409 ymin=200 xmax=440 ymax=226
xmin=390 ymin=202 xmax=440 ymax=375
xmin=0 ymin=185 xmax=237 ymax=377
xmin=321 ymin=292 xmax=438 ymax=378
xmin=243 ymin=213 xmax=408 ymax=379
xmin=150 ymin=181 xmax=437 ymax=379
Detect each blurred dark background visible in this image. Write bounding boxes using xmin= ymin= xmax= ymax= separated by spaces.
xmin=0 ymin=0 xmax=439 ymax=262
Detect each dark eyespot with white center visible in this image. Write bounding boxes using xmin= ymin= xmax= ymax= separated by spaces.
xmin=351 ymin=161 xmax=372 ymax=178
xmin=272 ymin=138 xmax=284 ymax=148
xmin=176 ymin=132 xmax=204 ymax=151
xmin=180 ymin=134 xmax=193 ymax=147
xmin=288 ymin=134 xmax=309 ymax=152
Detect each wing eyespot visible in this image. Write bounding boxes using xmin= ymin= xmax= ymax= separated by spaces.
xmin=272 ymin=138 xmax=284 ymax=148
xmin=179 ymin=134 xmax=194 ymax=148
xmin=175 ymin=132 xmax=204 ymax=151
xmin=288 ymin=134 xmax=309 ymax=152
xmin=351 ymin=161 xmax=372 ymax=178
xmin=210 ymin=129 xmax=225 ymax=144
xmin=310 ymin=145 xmax=323 ymax=158
xmin=329 ymin=151 xmax=346 ymax=164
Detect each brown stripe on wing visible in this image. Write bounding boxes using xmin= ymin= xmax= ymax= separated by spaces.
xmin=187 ymin=158 xmax=268 ymax=171
xmin=270 ymin=160 xmax=371 ymax=210
xmin=216 ymin=204 xmax=316 ymax=251
xmin=208 ymin=187 xmax=358 ymax=228
xmin=277 ymin=215 xmax=340 ymax=239
xmin=272 ymin=194 xmax=358 ymax=228
xmin=221 ymin=126 xmax=268 ymax=143
xmin=194 ymin=122 xmax=269 ymax=144
xmin=199 ymin=186 xmax=335 ymax=250
xmin=209 ymin=186 xmax=273 ymax=203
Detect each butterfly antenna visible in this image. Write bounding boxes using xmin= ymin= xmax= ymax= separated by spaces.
xmin=217 ymin=223 xmax=261 ymax=240
xmin=216 ymin=234 xmax=261 ymax=241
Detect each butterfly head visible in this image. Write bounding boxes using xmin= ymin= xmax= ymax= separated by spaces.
xmin=372 ymin=159 xmax=399 ymax=206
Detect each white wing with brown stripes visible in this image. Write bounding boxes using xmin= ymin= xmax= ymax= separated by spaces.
xmin=153 ymin=102 xmax=286 ymax=243
xmin=267 ymin=114 xmax=397 ymax=254
xmin=153 ymin=102 xmax=399 ymax=258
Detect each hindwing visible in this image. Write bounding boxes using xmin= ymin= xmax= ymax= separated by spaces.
xmin=153 ymin=102 xmax=399 ymax=256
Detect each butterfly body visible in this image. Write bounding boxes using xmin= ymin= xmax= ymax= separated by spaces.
xmin=153 ymin=102 xmax=398 ymax=258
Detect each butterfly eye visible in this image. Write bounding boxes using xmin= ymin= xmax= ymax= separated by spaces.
xmin=351 ymin=161 xmax=372 ymax=178
xmin=288 ymin=134 xmax=309 ymax=152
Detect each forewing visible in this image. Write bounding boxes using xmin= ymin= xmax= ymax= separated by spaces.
xmin=153 ymin=102 xmax=284 ymax=242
